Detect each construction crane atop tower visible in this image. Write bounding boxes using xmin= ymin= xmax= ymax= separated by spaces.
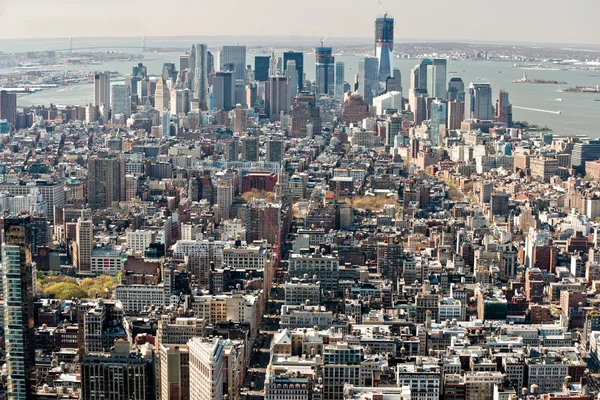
xmin=378 ymin=0 xmax=388 ymax=18
xmin=320 ymin=34 xmax=331 ymax=48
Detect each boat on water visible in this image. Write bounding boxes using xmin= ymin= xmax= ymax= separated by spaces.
xmin=556 ymin=98 xmax=563 ymax=102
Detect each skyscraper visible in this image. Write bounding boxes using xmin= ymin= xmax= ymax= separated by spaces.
xmin=286 ymin=61 xmax=299 ymax=103
xmin=315 ymin=47 xmax=335 ymax=95
xmin=335 ymin=62 xmax=345 ymax=96
xmin=254 ymin=56 xmax=270 ymax=82
xmin=132 ymin=63 xmax=147 ymax=79
xmin=188 ymin=337 xmax=225 ymax=400
xmin=266 ymin=139 xmax=284 ymax=163
xmin=291 ymin=93 xmax=321 ymax=138
xmin=162 ymin=63 xmax=178 ymax=83
xmin=75 ymin=217 xmax=93 ymax=274
xmin=469 ymin=82 xmax=493 ymax=120
xmin=375 ymin=15 xmax=394 ymax=84
xmin=221 ymin=45 xmax=246 ymax=81
xmin=359 ymin=57 xmax=379 ymax=104
xmin=495 ymin=89 xmax=513 ymax=126
xmin=430 ymin=99 xmax=448 ymax=147
xmin=266 ymin=76 xmax=290 ymax=121
xmin=426 ymin=59 xmax=448 ymax=99
xmin=87 ymin=156 xmax=125 ymax=210
xmin=448 ymin=77 xmax=465 ymax=102
xmin=155 ymin=77 xmax=170 ymax=115
xmin=283 ymin=51 xmax=304 ymax=91
xmin=3 ymin=216 xmax=36 ymax=400
xmin=217 ymin=181 xmax=233 ymax=221
xmin=111 ymin=85 xmax=131 ymax=120
xmin=94 ymin=71 xmax=111 ymax=108
xmin=212 ymin=72 xmax=235 ymax=111
xmin=0 ymin=90 xmax=17 ymax=128
xmin=447 ymin=100 xmax=466 ymax=130
xmin=193 ymin=44 xmax=209 ymax=110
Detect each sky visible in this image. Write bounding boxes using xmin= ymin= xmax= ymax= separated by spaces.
xmin=2 ymin=0 xmax=600 ymax=45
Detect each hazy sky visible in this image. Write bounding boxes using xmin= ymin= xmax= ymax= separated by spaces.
xmin=2 ymin=0 xmax=600 ymax=45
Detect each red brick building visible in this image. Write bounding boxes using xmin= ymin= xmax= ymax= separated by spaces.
xmin=242 ymin=172 xmax=278 ymax=193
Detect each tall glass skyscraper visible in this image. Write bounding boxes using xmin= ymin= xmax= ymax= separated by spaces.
xmin=430 ymin=99 xmax=447 ymax=147
xmin=335 ymin=62 xmax=345 ymax=95
xmin=469 ymin=82 xmax=493 ymax=120
xmin=2 ymin=215 xmax=36 ymax=400
xmin=426 ymin=59 xmax=448 ymax=100
xmin=375 ymin=16 xmax=394 ymax=84
xmin=359 ymin=57 xmax=379 ymax=104
xmin=192 ymin=44 xmax=209 ymax=110
xmin=315 ymin=47 xmax=335 ymax=95
xmin=283 ymin=51 xmax=304 ymax=91
xmin=254 ymin=56 xmax=270 ymax=82
xmin=221 ymin=45 xmax=247 ymax=81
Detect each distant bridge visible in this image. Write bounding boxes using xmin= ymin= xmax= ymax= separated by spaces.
xmin=31 ymin=37 xmax=177 ymax=53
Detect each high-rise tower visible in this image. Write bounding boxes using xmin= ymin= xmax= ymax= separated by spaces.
xmin=283 ymin=51 xmax=304 ymax=91
xmin=375 ymin=15 xmax=394 ymax=84
xmin=315 ymin=47 xmax=335 ymax=95
xmin=94 ymin=71 xmax=111 ymax=108
xmin=2 ymin=215 xmax=36 ymax=400
xmin=469 ymin=82 xmax=493 ymax=120
xmin=193 ymin=44 xmax=209 ymax=110
xmin=221 ymin=45 xmax=246 ymax=81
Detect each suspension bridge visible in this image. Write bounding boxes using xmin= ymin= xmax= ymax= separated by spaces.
xmin=31 ymin=37 xmax=183 ymax=53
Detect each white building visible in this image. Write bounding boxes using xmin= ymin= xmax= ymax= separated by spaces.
xmin=90 ymin=247 xmax=123 ymax=276
xmin=396 ymin=362 xmax=441 ymax=400
xmin=280 ymin=304 xmax=333 ymax=330
xmin=126 ymin=230 xmax=153 ymax=253
xmin=284 ymin=278 xmax=321 ymax=305
xmin=114 ymin=284 xmax=165 ymax=312
xmin=188 ymin=337 xmax=225 ymax=400
xmin=372 ymin=91 xmax=403 ymax=116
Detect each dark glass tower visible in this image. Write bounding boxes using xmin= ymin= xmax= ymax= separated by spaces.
xmin=315 ymin=47 xmax=335 ymax=95
xmin=375 ymin=16 xmax=394 ymax=84
xmin=283 ymin=51 xmax=304 ymax=91
xmin=254 ymin=56 xmax=270 ymax=82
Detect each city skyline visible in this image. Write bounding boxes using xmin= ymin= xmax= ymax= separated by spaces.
xmin=2 ymin=0 xmax=600 ymax=45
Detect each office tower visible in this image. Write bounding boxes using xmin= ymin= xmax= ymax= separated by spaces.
xmin=359 ymin=57 xmax=379 ymax=104
xmin=291 ymin=92 xmax=321 ymax=138
xmin=286 ymin=61 xmax=299 ymax=102
xmin=413 ymin=89 xmax=428 ymax=125
xmin=217 ymin=181 xmax=233 ymax=221
xmin=283 ymin=51 xmax=304 ymax=90
xmin=170 ymin=88 xmax=191 ymax=115
xmin=155 ymin=77 xmax=170 ymax=115
xmin=179 ymin=54 xmax=190 ymax=73
xmin=221 ymin=45 xmax=246 ymax=81
xmin=430 ymin=99 xmax=447 ymax=147
xmin=254 ymin=56 xmax=270 ymax=82
xmin=212 ymin=72 xmax=235 ymax=111
xmin=375 ymin=15 xmax=394 ymax=84
xmin=234 ymin=104 xmax=248 ymax=134
xmin=266 ymin=76 xmax=290 ymax=121
xmin=315 ymin=46 xmax=335 ymax=95
xmin=87 ymin=156 xmax=125 ymax=210
xmin=386 ymin=68 xmax=402 ymax=93
xmin=159 ymin=344 xmax=190 ymax=400
xmin=162 ymin=62 xmax=177 ymax=83
xmin=448 ymin=77 xmax=465 ymax=101
xmin=335 ymin=62 xmax=345 ymax=95
xmin=192 ymin=44 xmax=209 ymax=110
xmin=267 ymin=139 xmax=284 ymax=162
xmin=75 ymin=217 xmax=93 ymax=273
xmin=111 ymin=85 xmax=131 ymax=120
xmin=385 ymin=114 xmax=403 ymax=147
xmin=132 ymin=62 xmax=147 ymax=79
xmin=81 ymin=340 xmax=151 ymax=400
xmin=225 ymin=138 xmax=240 ymax=161
xmin=242 ymin=136 xmax=259 ymax=161
xmin=188 ymin=337 xmax=224 ymax=400
xmin=447 ymin=100 xmax=466 ymax=130
xmin=268 ymin=53 xmax=278 ymax=77
xmin=426 ymin=59 xmax=447 ymax=99
xmin=377 ymin=235 xmax=403 ymax=287
xmin=495 ymin=89 xmax=513 ymax=126
xmin=572 ymin=141 xmax=600 ymax=174
xmin=323 ymin=342 xmax=363 ymax=400
xmin=94 ymin=71 xmax=111 ymax=108
xmin=469 ymin=82 xmax=493 ymax=120
xmin=2 ymin=215 xmax=36 ymax=400
xmin=0 ymin=90 xmax=17 ymax=127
